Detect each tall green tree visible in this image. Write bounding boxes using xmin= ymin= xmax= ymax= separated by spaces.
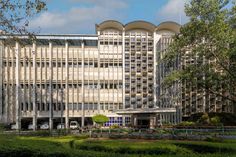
xmin=164 ymin=0 xmax=236 ymax=107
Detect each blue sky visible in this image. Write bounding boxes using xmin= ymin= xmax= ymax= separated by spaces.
xmin=29 ymin=0 xmax=189 ymax=34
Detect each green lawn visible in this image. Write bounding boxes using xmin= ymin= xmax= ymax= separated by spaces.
xmin=0 ymin=134 xmax=235 ymax=157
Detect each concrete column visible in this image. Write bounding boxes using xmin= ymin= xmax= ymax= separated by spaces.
xmin=0 ymin=41 xmax=3 ymax=122
xmin=4 ymin=47 xmax=8 ymax=123
xmin=131 ymin=115 xmax=134 ymax=127
xmin=150 ymin=117 xmax=153 ymax=129
xmin=15 ymin=42 xmax=21 ymax=130
xmin=153 ymin=32 xmax=157 ymax=107
xmin=153 ymin=116 xmax=157 ymax=128
xmin=81 ymin=41 xmax=85 ymax=127
xmin=134 ymin=116 xmax=137 ymax=127
xmin=150 ymin=116 xmax=157 ymax=129
xmin=131 ymin=115 xmax=137 ymax=127
xmin=122 ymin=30 xmax=125 ymax=109
xmin=97 ymin=31 xmax=101 ymax=114
xmin=49 ymin=42 xmax=53 ymax=130
xmin=32 ymin=42 xmax=37 ymax=130
xmin=122 ymin=115 xmax=126 ymax=127
xmin=178 ymin=106 xmax=182 ymax=123
xmin=65 ymin=41 xmax=69 ymax=129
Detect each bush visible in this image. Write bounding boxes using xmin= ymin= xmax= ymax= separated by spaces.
xmin=55 ymin=129 xmax=69 ymax=136
xmin=0 ymin=123 xmax=5 ymax=132
xmin=197 ymin=113 xmax=210 ymax=125
xmin=210 ymin=116 xmax=221 ymax=126
xmin=76 ymin=141 xmax=192 ymax=155
xmin=204 ymin=136 xmax=223 ymax=142
xmin=177 ymin=121 xmax=196 ymax=127
xmin=28 ymin=130 xmax=51 ymax=136
xmin=187 ymin=112 xmax=236 ymax=126
xmin=110 ymin=124 xmax=120 ymax=129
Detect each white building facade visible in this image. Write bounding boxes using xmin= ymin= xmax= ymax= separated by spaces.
xmin=0 ymin=20 xmax=181 ymax=130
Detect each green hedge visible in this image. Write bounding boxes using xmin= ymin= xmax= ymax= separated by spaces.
xmin=0 ymin=134 xmax=236 ymax=157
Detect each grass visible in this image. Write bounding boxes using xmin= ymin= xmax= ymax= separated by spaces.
xmin=0 ymin=134 xmax=236 ymax=157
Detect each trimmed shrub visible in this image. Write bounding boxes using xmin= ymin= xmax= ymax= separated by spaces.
xmin=0 ymin=123 xmax=5 ymax=132
xmin=110 ymin=124 xmax=120 ymax=129
xmin=177 ymin=121 xmax=196 ymax=127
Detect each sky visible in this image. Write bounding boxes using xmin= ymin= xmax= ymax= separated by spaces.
xmin=28 ymin=0 xmax=190 ymax=34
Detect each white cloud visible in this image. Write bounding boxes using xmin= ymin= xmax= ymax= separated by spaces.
xmin=156 ymin=0 xmax=190 ymax=24
xmin=29 ymin=0 xmax=127 ymax=34
xmin=70 ymin=0 xmax=127 ymax=8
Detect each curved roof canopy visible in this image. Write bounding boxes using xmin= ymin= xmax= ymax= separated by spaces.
xmin=96 ymin=20 xmax=123 ymax=32
xmin=125 ymin=21 xmax=156 ymax=32
xmin=157 ymin=22 xmax=180 ymax=33
xmin=96 ymin=20 xmax=181 ymax=33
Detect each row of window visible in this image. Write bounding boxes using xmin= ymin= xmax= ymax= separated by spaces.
xmin=125 ymin=55 xmax=153 ymax=60
xmin=100 ymin=41 xmax=122 ymax=45
xmin=3 ymin=62 xmax=123 ymax=68
xmin=16 ymin=83 xmax=123 ymax=89
xmin=20 ymin=103 xmax=123 ymax=111
xmin=125 ymin=47 xmax=153 ymax=52
xmin=103 ymin=117 xmax=131 ymax=127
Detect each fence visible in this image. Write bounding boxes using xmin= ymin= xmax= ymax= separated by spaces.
xmin=89 ymin=127 xmax=236 ymax=140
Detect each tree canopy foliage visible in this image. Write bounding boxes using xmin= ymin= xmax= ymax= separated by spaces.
xmin=0 ymin=0 xmax=46 ymax=36
xmin=92 ymin=114 xmax=109 ymax=126
xmin=164 ymin=0 xmax=236 ymax=105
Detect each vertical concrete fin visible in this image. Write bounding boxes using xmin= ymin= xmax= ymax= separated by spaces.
xmin=15 ymin=42 xmax=21 ymax=130
xmin=32 ymin=42 xmax=37 ymax=130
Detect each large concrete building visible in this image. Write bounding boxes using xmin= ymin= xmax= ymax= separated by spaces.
xmin=0 ymin=20 xmax=233 ymax=130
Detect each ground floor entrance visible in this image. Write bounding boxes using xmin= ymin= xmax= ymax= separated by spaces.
xmin=131 ymin=114 xmax=157 ymax=129
xmin=116 ymin=107 xmax=180 ymax=129
xmin=137 ymin=118 xmax=150 ymax=128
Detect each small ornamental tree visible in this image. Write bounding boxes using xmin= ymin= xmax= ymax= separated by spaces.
xmin=92 ymin=114 xmax=109 ymax=135
xmin=92 ymin=114 xmax=109 ymax=127
xmin=197 ymin=113 xmax=210 ymax=125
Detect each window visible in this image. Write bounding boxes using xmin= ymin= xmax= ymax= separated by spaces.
xmin=53 ymin=103 xmax=56 ymax=110
xmin=69 ymin=103 xmax=73 ymax=110
xmin=78 ymin=103 xmax=82 ymax=110
xmin=68 ymin=84 xmax=73 ymax=88
xmin=53 ymin=84 xmax=57 ymax=89
xmin=21 ymin=103 xmax=24 ymax=111
xmin=52 ymin=62 xmax=56 ymax=67
xmin=68 ymin=62 xmax=72 ymax=67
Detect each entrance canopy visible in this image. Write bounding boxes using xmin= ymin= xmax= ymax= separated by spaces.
xmin=116 ymin=107 xmax=176 ymax=115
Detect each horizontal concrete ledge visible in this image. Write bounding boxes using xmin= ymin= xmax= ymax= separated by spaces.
xmin=0 ymin=35 xmax=98 ymax=40
xmin=116 ymin=108 xmax=176 ymax=114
